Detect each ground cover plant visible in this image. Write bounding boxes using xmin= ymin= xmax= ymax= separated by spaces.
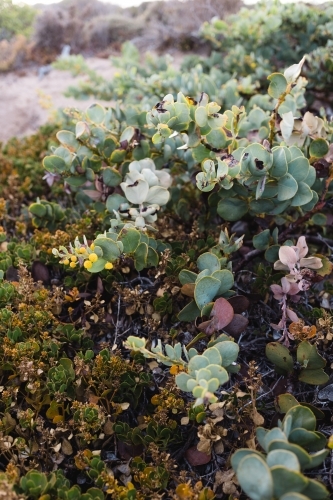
xmin=1 ymin=0 xmax=333 ymax=499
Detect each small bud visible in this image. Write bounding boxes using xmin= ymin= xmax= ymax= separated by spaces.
xmin=104 ymin=262 xmax=113 ymax=270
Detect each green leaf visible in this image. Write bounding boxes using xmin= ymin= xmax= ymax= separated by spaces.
xmin=93 ymin=237 xmax=121 ymax=261
xmin=212 ymin=269 xmax=234 ymax=295
xmin=309 ymin=139 xmax=329 ymax=158
xmin=178 ymin=300 xmax=201 ymax=322
xmin=88 ymin=258 xmax=108 ymax=273
xmin=64 ymin=176 xmax=87 ymax=187
xmin=266 ymin=342 xmax=293 ymax=374
xmin=147 ymin=247 xmax=159 ymax=268
xmin=249 ymin=198 xmax=274 ymax=214
xmin=284 ymin=405 xmax=316 ymax=432
xmin=290 ymin=182 xmax=313 ymax=207
xmin=288 ymin=157 xmax=309 ymax=182
xmin=86 ymin=104 xmax=105 ymax=124
xmin=231 ymin=449 xmax=265 ymax=473
xmin=296 ymin=341 xmax=326 ymax=370
xmin=195 ymin=106 xmax=208 ymax=127
xmin=237 ymin=455 xmax=273 ymax=500
xmin=301 ymin=478 xmax=330 ymax=500
xmin=217 ymin=198 xmax=248 ymax=221
xmin=197 ymin=252 xmax=220 ymax=273
xmin=298 ymin=369 xmax=329 ymax=385
xmin=271 ymin=147 xmax=288 ymax=177
xmin=119 ymin=229 xmax=141 ymax=253
xmin=205 ymin=128 xmax=229 ymax=149
xmin=175 ymin=372 xmax=192 ymax=392
xmin=277 ymin=174 xmax=298 ymax=201
xmin=120 ymin=126 xmax=135 ymax=143
xmin=280 ymin=493 xmax=313 ymax=500
xmin=215 ymin=341 xmax=239 ymax=367
xmin=289 ymin=429 xmax=327 ymax=452
xmin=276 ymin=393 xmax=299 ymax=414
xmin=43 ymin=155 xmax=67 ymax=174
xmin=29 ymin=203 xmax=47 ymax=218
xmin=106 ymin=194 xmax=127 ymax=213
xmin=267 ymin=450 xmax=300 ymax=471
xmin=265 ymin=244 xmax=280 ymax=263
xmin=271 ymin=467 xmax=308 ymax=498
xmin=56 ymin=131 xmax=80 ymax=151
xmin=134 ymin=242 xmax=148 ymax=271
xmin=268 ymin=440 xmax=311 ymax=470
xmin=179 ymin=270 xmax=198 ymax=285
xmin=102 ymin=167 xmax=122 ymax=187
xmin=253 ymin=229 xmax=271 ymax=250
xmin=267 ymin=73 xmax=288 ymax=98
xmin=194 ymin=276 xmax=221 ymax=310
xmin=110 ymin=149 xmax=127 ymax=163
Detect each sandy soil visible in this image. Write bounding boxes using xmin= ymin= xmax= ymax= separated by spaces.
xmin=0 ymin=58 xmax=116 ymax=143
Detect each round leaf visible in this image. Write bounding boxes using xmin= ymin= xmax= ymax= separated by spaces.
xmin=217 ymin=198 xmax=248 ymax=221
xmin=237 ymin=455 xmax=273 ymax=500
xmin=194 ymin=276 xmax=221 ymax=311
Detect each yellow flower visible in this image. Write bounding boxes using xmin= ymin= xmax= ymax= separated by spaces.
xmin=63 ymin=258 xmax=70 ymax=265
xmin=89 ymin=253 xmax=98 ymax=263
xmin=70 ymin=262 xmax=77 ymax=268
xmin=70 ymin=255 xmax=77 ymax=262
xmin=90 ymin=243 xmax=95 ymax=251
xmin=79 ymin=247 xmax=87 ymax=254
xmin=84 ymin=260 xmax=93 ymax=269
xmin=104 ymin=262 xmax=113 ymax=270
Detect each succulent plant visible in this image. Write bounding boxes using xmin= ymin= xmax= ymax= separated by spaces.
xmin=232 ymin=405 xmax=329 ymax=500
xmin=266 ymin=341 xmax=329 ymax=385
xmin=178 ymin=251 xmax=234 ymax=321
xmin=125 ymin=333 xmax=239 ymax=406
xmin=47 ymin=358 xmax=76 ymax=398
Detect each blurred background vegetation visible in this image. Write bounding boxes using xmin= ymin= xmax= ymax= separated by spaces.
xmin=0 ymin=0 xmax=243 ymax=70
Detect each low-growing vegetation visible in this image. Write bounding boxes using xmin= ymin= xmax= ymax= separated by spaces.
xmin=0 ymin=1 xmax=333 ymax=499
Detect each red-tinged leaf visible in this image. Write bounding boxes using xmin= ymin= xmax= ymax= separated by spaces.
xmin=83 ymin=190 xmax=102 ymax=201
xmin=223 ymin=314 xmax=249 ymax=337
xmin=210 ymin=297 xmax=234 ymax=329
xmin=185 ymin=446 xmax=211 ymax=466
xmin=227 ymin=295 xmax=250 ymax=314
xmin=198 ymin=298 xmax=234 ymax=335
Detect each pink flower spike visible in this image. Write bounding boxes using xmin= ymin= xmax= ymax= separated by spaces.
xmin=286 ymin=308 xmax=299 ymax=322
xmin=296 ymin=236 xmax=308 ymax=259
xmin=281 ymin=277 xmax=291 ymax=294
xmin=288 ymin=282 xmax=301 ymax=295
xmin=270 ymin=284 xmax=284 ymax=300
xmin=279 ymin=246 xmax=298 ymax=268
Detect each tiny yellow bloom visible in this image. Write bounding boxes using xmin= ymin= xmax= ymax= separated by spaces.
xmin=79 ymin=247 xmax=87 ymax=254
xmin=70 ymin=255 xmax=77 ymax=262
xmin=90 ymin=243 xmax=95 ymax=251
xmin=69 ymin=262 xmax=77 ymax=268
xmin=104 ymin=262 xmax=113 ymax=270
xmin=89 ymin=253 xmax=98 ymax=263
xmin=63 ymin=258 xmax=70 ymax=265
xmin=84 ymin=260 xmax=93 ymax=269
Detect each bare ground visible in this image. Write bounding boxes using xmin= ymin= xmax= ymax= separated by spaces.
xmin=0 ymin=57 xmax=116 ymax=143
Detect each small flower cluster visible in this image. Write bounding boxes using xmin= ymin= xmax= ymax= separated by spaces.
xmin=52 ymin=236 xmax=114 ymax=271
xmin=270 ymin=236 xmax=323 ymax=346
